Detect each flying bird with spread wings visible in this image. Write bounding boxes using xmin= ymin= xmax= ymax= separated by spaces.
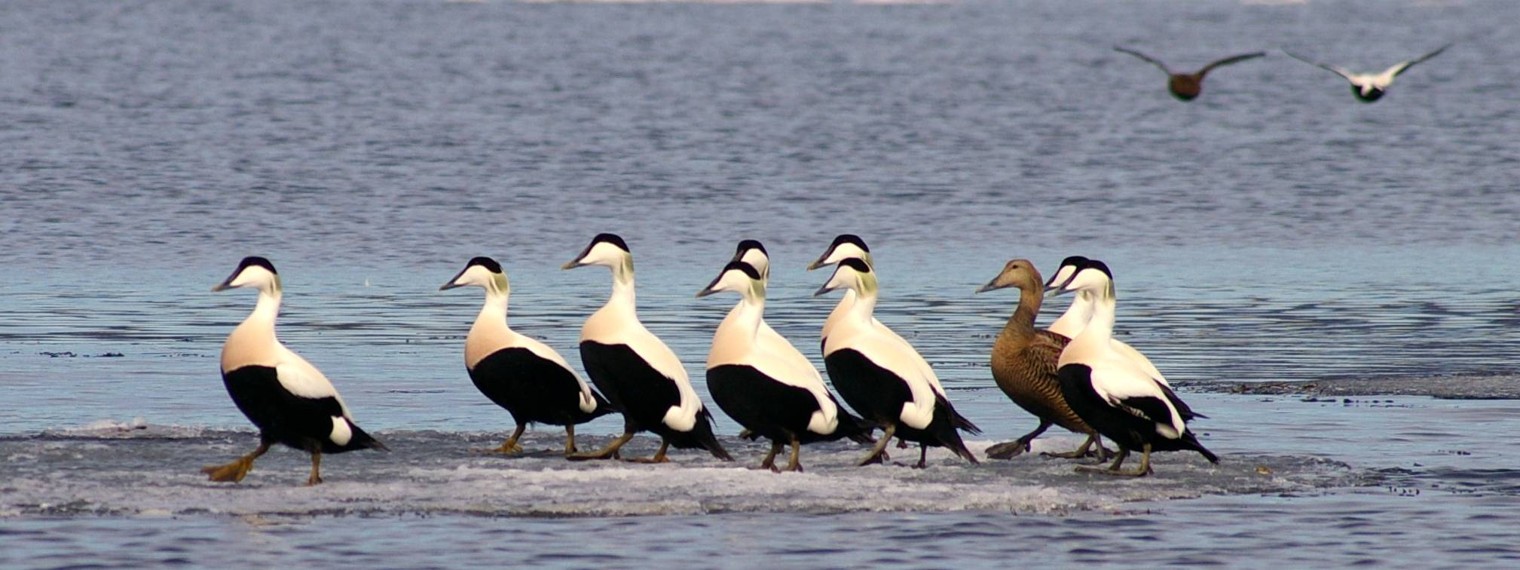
xmin=1113 ymin=46 xmax=1266 ymax=101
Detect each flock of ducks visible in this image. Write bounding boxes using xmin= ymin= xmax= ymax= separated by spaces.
xmin=1114 ymin=44 xmax=1452 ymax=102
xmin=203 ymin=234 xmax=1217 ymax=486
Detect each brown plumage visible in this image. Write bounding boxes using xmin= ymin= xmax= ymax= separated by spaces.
xmin=1113 ymin=46 xmax=1266 ymax=101
xmin=976 ymin=259 xmax=1107 ymax=460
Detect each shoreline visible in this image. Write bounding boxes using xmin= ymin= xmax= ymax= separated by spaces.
xmin=1181 ymin=374 xmax=1520 ymax=400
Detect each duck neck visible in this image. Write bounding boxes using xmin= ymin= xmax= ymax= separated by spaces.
xmin=606 ymin=261 xmax=637 ymax=312
xmin=1001 ymin=282 xmax=1043 ymax=338
xmin=844 ymin=285 xmax=878 ymax=325
xmin=1072 ymin=284 xmax=1117 ymax=350
xmin=1048 ymin=291 xmax=1095 ymax=337
xmin=472 ymin=274 xmax=511 ymax=330
xmin=249 ymin=288 xmax=281 ymax=328
xmin=223 ymin=287 xmax=281 ymax=369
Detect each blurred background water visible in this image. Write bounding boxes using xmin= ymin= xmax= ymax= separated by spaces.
xmin=2 ymin=0 xmax=1518 ymax=567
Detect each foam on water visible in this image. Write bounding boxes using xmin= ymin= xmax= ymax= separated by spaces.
xmin=0 ymin=427 xmax=1358 ymax=519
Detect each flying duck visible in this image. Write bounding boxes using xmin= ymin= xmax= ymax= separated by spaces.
xmin=1113 ymin=46 xmax=1266 ymax=101
xmin=1053 ymin=260 xmax=1217 ymax=476
xmin=698 ymin=258 xmax=871 ymax=472
xmin=441 ymin=256 xmax=612 ymax=456
xmin=816 ymin=258 xmax=980 ymax=467
xmin=203 ymin=257 xmax=386 ymax=485
xmin=562 ymin=233 xmax=731 ymax=463
xmin=1044 ymin=256 xmax=1171 ymax=388
xmin=1285 ymin=44 xmax=1451 ymax=103
xmin=975 ymin=259 xmax=1108 ymax=461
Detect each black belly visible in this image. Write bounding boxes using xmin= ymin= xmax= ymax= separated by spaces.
xmin=823 ymin=348 xmax=914 ymax=428
xmin=469 ymin=348 xmax=609 ymax=427
xmin=706 ymin=364 xmax=835 ymax=444
xmin=579 ymin=341 xmax=684 ymax=432
xmin=1057 ymin=364 xmax=1190 ymax=453
xmin=222 ymin=365 xmax=370 ymax=454
xmin=823 ymin=349 xmax=965 ymax=447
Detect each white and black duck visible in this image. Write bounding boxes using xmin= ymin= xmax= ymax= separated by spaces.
xmin=203 ymin=256 xmax=386 ymax=486
xmin=441 ymin=256 xmax=612 ymax=456
xmin=698 ymin=257 xmax=871 ymax=472
xmin=1053 ymin=259 xmax=1218 ymax=477
xmin=816 ymin=258 xmax=980 ymax=467
xmin=563 ymin=233 xmax=731 ymax=462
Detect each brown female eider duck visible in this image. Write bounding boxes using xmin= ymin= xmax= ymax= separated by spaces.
xmin=976 ymin=259 xmax=1108 ymax=461
xmin=1113 ymin=46 xmax=1266 ymax=101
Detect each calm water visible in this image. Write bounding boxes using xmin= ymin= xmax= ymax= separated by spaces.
xmin=3 ymin=0 xmax=1520 ymax=567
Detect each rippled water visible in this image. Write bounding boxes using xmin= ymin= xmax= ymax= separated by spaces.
xmin=3 ymin=0 xmax=1519 ymax=567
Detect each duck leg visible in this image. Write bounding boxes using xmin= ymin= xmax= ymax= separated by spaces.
xmin=201 ymin=440 xmax=271 ymax=483
xmin=781 ymin=434 xmax=804 ymax=473
xmin=485 ymin=424 xmax=526 ymax=455
xmin=568 ymin=431 xmax=634 ymax=461
xmin=857 ymin=424 xmax=896 ymax=466
xmin=306 ymin=450 xmax=323 ymax=486
xmin=755 ymin=440 xmax=782 ymax=472
xmin=913 ymin=443 xmax=929 ymax=469
xmin=986 ymin=420 xmax=1052 ymax=459
xmin=628 ymin=439 xmax=671 ymax=464
xmin=1076 ymin=445 xmax=1149 ymax=476
xmin=563 ymin=424 xmax=578 ymax=455
xmin=1043 ymin=433 xmax=1107 ymax=460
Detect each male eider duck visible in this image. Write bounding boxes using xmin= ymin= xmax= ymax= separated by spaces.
xmin=1045 ymin=256 xmax=1171 ymax=389
xmin=1113 ymin=46 xmax=1266 ymax=101
xmin=441 ymin=256 xmax=612 ymax=456
xmin=975 ymin=259 xmax=1107 ymax=461
xmin=816 ymin=258 xmax=980 ymax=467
xmin=729 ymin=240 xmax=794 ymax=362
xmin=1285 ymin=44 xmax=1451 ymax=103
xmin=562 ymin=233 xmax=731 ymax=463
xmin=805 ymin=234 xmax=875 ymax=351
xmin=1053 ymin=260 xmax=1217 ymax=477
xmin=698 ymin=258 xmax=870 ymax=472
xmin=203 ymin=257 xmax=386 ymax=485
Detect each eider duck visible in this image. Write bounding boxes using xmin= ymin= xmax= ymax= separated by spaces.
xmin=729 ymin=240 xmax=793 ymax=363
xmin=975 ymin=259 xmax=1108 ymax=460
xmin=1113 ymin=46 xmax=1266 ymax=101
xmin=1053 ymin=260 xmax=1217 ymax=476
xmin=440 ymin=256 xmax=612 ymax=456
xmin=1044 ymin=256 xmax=1171 ymax=388
xmin=203 ymin=256 xmax=386 ymax=485
xmin=1285 ymin=44 xmax=1451 ymax=103
xmin=805 ymin=234 xmax=875 ymax=350
xmin=816 ymin=258 xmax=980 ymax=467
xmin=698 ymin=258 xmax=871 ymax=472
xmin=562 ymin=234 xmax=731 ymax=463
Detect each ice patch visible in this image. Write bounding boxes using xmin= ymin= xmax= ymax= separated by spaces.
xmin=0 ymin=430 xmax=1367 ymax=519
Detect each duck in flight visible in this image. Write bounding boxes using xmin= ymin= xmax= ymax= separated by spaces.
xmin=1113 ymin=46 xmax=1266 ymax=101
xmin=1284 ymin=44 xmax=1451 ymax=103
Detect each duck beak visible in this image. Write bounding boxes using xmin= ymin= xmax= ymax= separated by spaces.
xmin=561 ymin=258 xmax=586 ymax=270
xmin=975 ymin=275 xmax=1008 ymax=294
xmin=696 ymin=274 xmax=724 ymax=298
xmin=439 ymin=267 xmax=468 ymax=291
xmin=1043 ymin=272 xmax=1075 ymax=296
xmin=812 ymin=283 xmax=837 ymax=297
xmin=805 ymin=257 xmax=828 ymax=271
xmin=211 ymin=272 xmax=238 ymax=292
